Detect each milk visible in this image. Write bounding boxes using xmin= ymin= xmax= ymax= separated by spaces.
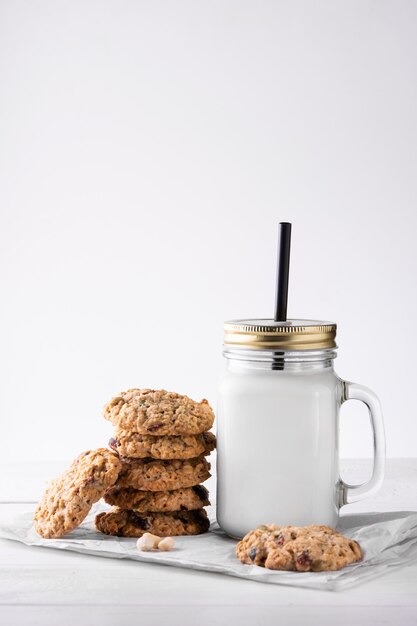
xmin=216 ymin=361 xmax=341 ymax=538
xmin=217 ymin=319 xmax=385 ymax=539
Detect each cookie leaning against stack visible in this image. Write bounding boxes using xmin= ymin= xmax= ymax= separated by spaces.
xmin=34 ymin=448 xmax=122 ymax=538
xmin=96 ymin=389 xmax=215 ymax=537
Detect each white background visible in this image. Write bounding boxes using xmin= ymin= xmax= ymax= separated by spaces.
xmin=0 ymin=0 xmax=416 ymax=463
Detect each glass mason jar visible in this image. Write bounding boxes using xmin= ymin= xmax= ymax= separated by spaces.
xmin=216 ymin=319 xmax=385 ymax=539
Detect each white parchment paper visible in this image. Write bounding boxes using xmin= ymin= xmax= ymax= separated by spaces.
xmin=1 ymin=504 xmax=416 ymax=590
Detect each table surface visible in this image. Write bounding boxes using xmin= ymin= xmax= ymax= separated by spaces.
xmin=1 ymin=459 xmax=417 ymax=626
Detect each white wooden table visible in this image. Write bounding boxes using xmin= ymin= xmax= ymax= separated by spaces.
xmin=1 ymin=459 xmax=417 ymax=626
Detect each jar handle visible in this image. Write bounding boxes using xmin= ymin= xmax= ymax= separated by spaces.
xmin=339 ymin=381 xmax=386 ymax=506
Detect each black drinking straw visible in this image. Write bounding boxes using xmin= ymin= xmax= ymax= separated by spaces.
xmin=274 ymin=222 xmax=292 ymax=322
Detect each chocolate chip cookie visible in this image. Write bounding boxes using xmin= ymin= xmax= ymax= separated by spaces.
xmin=95 ymin=508 xmax=210 ymax=537
xmin=109 ymin=431 xmax=216 ymax=460
xmin=104 ymin=484 xmax=210 ymax=512
xmin=34 ymin=448 xmax=122 ymax=538
xmin=236 ymin=524 xmax=362 ymax=571
xmin=115 ymin=456 xmax=211 ymax=491
xmin=104 ymin=389 xmax=215 ymax=435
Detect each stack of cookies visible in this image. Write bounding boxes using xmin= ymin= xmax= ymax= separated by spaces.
xmin=95 ymin=389 xmax=216 ymax=538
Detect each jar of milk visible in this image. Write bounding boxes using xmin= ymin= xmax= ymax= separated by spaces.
xmin=216 ymin=319 xmax=385 ymax=538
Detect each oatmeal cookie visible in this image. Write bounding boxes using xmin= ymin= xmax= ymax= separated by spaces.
xmin=109 ymin=430 xmax=216 ymax=460
xmin=115 ymin=456 xmax=211 ymax=491
xmin=34 ymin=448 xmax=122 ymax=538
xmin=104 ymin=484 xmax=210 ymax=512
xmin=95 ymin=508 xmax=210 ymax=537
xmin=236 ymin=524 xmax=362 ymax=571
xmin=104 ymin=389 xmax=215 ymax=435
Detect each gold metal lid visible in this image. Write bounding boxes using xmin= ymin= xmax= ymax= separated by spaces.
xmin=224 ymin=319 xmax=337 ymax=350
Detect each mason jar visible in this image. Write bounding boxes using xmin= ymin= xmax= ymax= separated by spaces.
xmin=216 ymin=319 xmax=385 ymax=539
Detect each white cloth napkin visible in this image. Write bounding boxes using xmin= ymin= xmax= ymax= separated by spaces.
xmin=1 ymin=504 xmax=416 ymax=590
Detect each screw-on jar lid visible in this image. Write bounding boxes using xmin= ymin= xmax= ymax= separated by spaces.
xmin=224 ymin=319 xmax=337 ymax=350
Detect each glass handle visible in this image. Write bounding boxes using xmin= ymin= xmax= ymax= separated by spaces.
xmin=339 ymin=381 xmax=386 ymax=506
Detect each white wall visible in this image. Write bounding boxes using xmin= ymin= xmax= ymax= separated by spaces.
xmin=0 ymin=0 xmax=416 ymax=463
